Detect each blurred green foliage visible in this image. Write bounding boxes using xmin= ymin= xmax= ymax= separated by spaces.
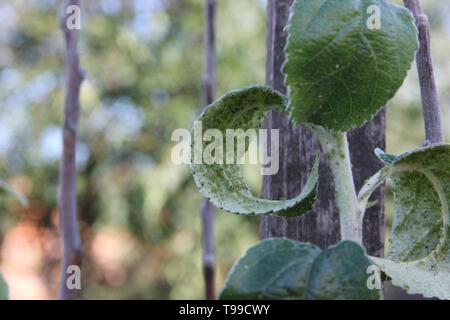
xmin=0 ymin=0 xmax=448 ymax=299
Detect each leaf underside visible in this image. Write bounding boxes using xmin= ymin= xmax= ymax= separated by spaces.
xmin=191 ymin=86 xmax=319 ymax=217
xmin=283 ymin=0 xmax=418 ymax=131
xmin=371 ymin=144 xmax=450 ymax=299
xmin=375 ymin=147 xmax=398 ymax=164
xmin=219 ymin=238 xmax=380 ymax=300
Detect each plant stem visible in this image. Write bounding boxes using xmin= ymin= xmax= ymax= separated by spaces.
xmin=200 ymin=0 xmax=217 ymax=301
xmin=312 ymin=126 xmax=362 ymax=244
xmin=58 ymin=0 xmax=84 ymax=300
xmin=200 ymin=199 xmax=215 ymax=300
xmin=403 ymin=0 xmax=444 ymax=144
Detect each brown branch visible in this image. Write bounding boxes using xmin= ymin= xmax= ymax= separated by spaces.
xmin=203 ymin=0 xmax=217 ymax=107
xmin=58 ymin=0 xmax=84 ymax=300
xmin=404 ymin=0 xmax=444 ymax=144
xmin=200 ymin=199 xmax=215 ymax=300
xmin=200 ymin=0 xmax=217 ymax=301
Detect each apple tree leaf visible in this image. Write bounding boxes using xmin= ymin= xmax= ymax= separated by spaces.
xmin=219 ymin=238 xmax=380 ymax=300
xmin=283 ymin=0 xmax=418 ymax=131
xmin=371 ymin=144 xmax=450 ymax=300
xmin=191 ymin=86 xmax=319 ymax=217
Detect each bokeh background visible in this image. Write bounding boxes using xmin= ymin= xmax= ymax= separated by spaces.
xmin=0 ymin=0 xmax=448 ymax=299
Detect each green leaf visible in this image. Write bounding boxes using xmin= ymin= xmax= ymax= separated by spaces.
xmin=0 ymin=179 xmax=29 ymax=207
xmin=219 ymin=238 xmax=380 ymax=300
xmin=191 ymin=86 xmax=319 ymax=217
xmin=375 ymin=148 xmax=398 ymax=164
xmin=0 ymin=271 xmax=8 ymax=300
xmin=371 ymin=143 xmax=450 ymax=299
xmin=358 ymin=164 xmax=390 ymax=212
xmin=219 ymin=238 xmax=321 ymax=299
xmin=370 ymin=256 xmax=450 ymax=300
xmin=305 ymin=240 xmax=379 ymax=299
xmin=283 ymin=0 xmax=418 ymax=131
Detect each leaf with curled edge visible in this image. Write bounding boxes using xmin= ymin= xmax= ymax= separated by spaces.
xmin=191 ymin=86 xmax=319 ymax=217
xmin=0 ymin=271 xmax=8 ymax=300
xmin=283 ymin=0 xmax=418 ymax=131
xmin=219 ymin=238 xmax=379 ymax=300
xmin=375 ymin=147 xmax=398 ymax=164
xmin=371 ymin=144 xmax=450 ymax=299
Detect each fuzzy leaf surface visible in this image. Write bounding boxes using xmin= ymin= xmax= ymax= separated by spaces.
xmin=191 ymin=86 xmax=318 ymax=217
xmin=283 ymin=0 xmax=418 ymax=131
xmin=219 ymin=239 xmax=379 ymax=300
xmin=372 ymin=144 xmax=450 ymax=299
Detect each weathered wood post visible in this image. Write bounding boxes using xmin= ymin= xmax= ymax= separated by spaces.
xmin=260 ymin=0 xmax=385 ymax=258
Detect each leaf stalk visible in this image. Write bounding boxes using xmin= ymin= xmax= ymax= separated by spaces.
xmin=311 ymin=126 xmax=363 ymax=244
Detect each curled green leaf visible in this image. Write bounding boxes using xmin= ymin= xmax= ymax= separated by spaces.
xmin=191 ymin=86 xmax=318 ymax=217
xmin=219 ymin=238 xmax=379 ymax=300
xmin=283 ymin=0 xmax=418 ymax=131
xmin=375 ymin=148 xmax=398 ymax=164
xmin=370 ymin=256 xmax=450 ymax=300
xmin=371 ymin=144 xmax=450 ymax=299
xmin=358 ymin=164 xmax=390 ymax=212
